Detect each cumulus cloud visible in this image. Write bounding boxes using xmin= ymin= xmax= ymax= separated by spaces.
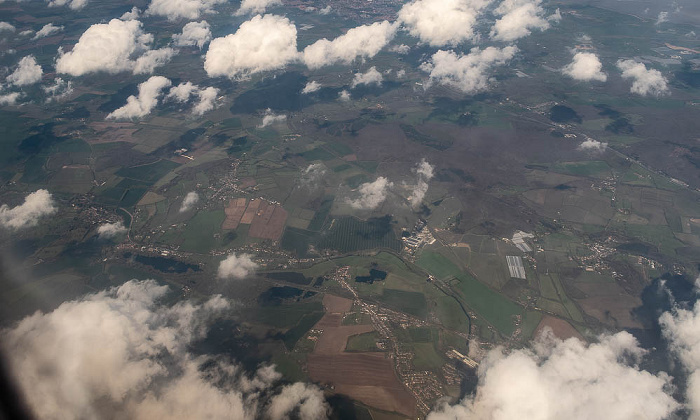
xmin=167 ymin=81 xmax=199 ymax=102
xmin=192 ymin=86 xmax=218 ymax=115
xmin=32 ymin=23 xmax=63 ymax=40
xmin=0 ymin=189 xmax=56 ymax=230
xmin=318 ymin=5 xmax=331 ymax=15
xmin=490 ymin=0 xmax=551 ymax=42
xmin=390 ymin=44 xmax=410 ymax=54
xmin=562 ymin=52 xmax=607 ymax=82
xmin=656 ymin=11 xmax=669 ymax=25
xmin=428 ymin=330 xmax=678 ymax=420
xmin=348 ymin=177 xmax=393 ymax=210
xmin=107 ymin=76 xmax=171 ymax=120
xmin=300 ymin=163 xmax=326 ymax=189
xmin=173 ymin=21 xmax=212 ymax=49
xmin=397 ymin=0 xmax=489 ymax=47
xmin=47 ymin=0 xmax=87 ymax=10
xmin=420 ymin=46 xmax=518 ymax=93
xmin=205 ymin=14 xmax=298 ymax=78
xmin=617 ymin=59 xmax=669 ymax=96
xmin=217 ymin=253 xmax=258 ymax=279
xmin=0 ymin=22 xmax=16 ymax=32
xmin=302 ymin=80 xmax=321 ymax=94
xmin=578 ymin=138 xmax=607 ymax=153
xmin=302 ymin=20 xmax=397 ymax=69
xmin=259 ymin=108 xmax=287 ymax=128
xmin=179 ymin=191 xmax=199 ymax=212
xmin=351 ymin=66 xmax=383 ymax=88
xmin=7 ymin=55 xmax=42 ymax=86
xmin=409 ymin=159 xmax=434 ymax=208
xmin=660 ymin=301 xmax=700 ymax=417
xmin=56 ymin=19 xmax=172 ymax=76
xmin=1 ymin=280 xmax=327 ymax=420
xmin=338 ymin=89 xmax=351 ymax=101
xmin=97 ymin=221 xmax=127 ymax=238
xmin=120 ymin=6 xmax=140 ymax=20
xmin=0 ymin=92 xmax=21 ymax=105
xmin=235 ymin=0 xmax=282 ymax=16
xmin=146 ymin=0 xmax=226 ymax=21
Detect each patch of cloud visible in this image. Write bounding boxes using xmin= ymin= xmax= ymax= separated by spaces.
xmin=0 ymin=22 xmax=16 ymax=32
xmin=0 ymin=92 xmax=21 ymax=105
xmin=409 ymin=159 xmax=434 ymax=208
xmin=47 ymin=0 xmax=87 ymax=10
xmin=43 ymin=78 xmax=73 ymax=102
xmin=1 ymin=280 xmax=328 ymax=419
xmin=338 ymin=89 xmax=351 ymax=101
xmin=179 ymin=191 xmax=199 ymax=212
xmin=389 ymin=44 xmax=410 ymax=54
xmin=6 ymin=55 xmax=42 ymax=86
xmin=577 ymin=138 xmax=607 ymax=153
xmin=302 ymin=20 xmax=397 ymax=69
xmin=420 ymin=46 xmax=518 ymax=93
xmin=97 ymin=221 xmax=127 ymax=238
xmin=32 ymin=23 xmax=63 ymax=40
xmin=302 ymin=80 xmax=321 ymax=94
xmin=348 ymin=177 xmax=393 ymax=210
xmin=259 ymin=108 xmax=287 ymax=128
xmin=397 ymin=69 xmax=406 ymax=78
xmin=168 ymin=81 xmax=199 ymax=102
xmin=617 ymin=59 xmax=669 ymax=96
xmin=428 ymin=330 xmax=678 ymax=420
xmin=120 ymin=6 xmax=140 ymax=20
xmin=562 ymin=52 xmax=607 ymax=82
xmin=56 ymin=19 xmax=172 ymax=76
xmin=490 ymin=0 xmax=552 ymax=42
xmin=397 ymin=0 xmax=489 ymax=47
xmin=235 ymin=0 xmax=282 ymax=16
xmin=318 ymin=5 xmax=331 ymax=15
xmin=300 ymin=163 xmax=327 ymax=189
xmin=205 ymin=14 xmax=298 ymax=78
xmin=173 ymin=21 xmax=212 ymax=49
xmin=18 ymin=30 xmax=33 ymax=37
xmin=192 ymin=86 xmax=218 ymax=116
xmin=217 ymin=253 xmax=258 ymax=279
xmin=107 ymin=76 xmax=171 ymax=120
xmin=0 ymin=189 xmax=57 ymax=230
xmin=146 ymin=0 xmax=226 ymax=21
xmin=351 ymin=66 xmax=383 ymax=88
xmin=656 ymin=11 xmax=669 ymax=25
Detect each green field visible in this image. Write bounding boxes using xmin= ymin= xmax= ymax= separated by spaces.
xmin=412 ymin=343 xmax=445 ymax=370
xmin=179 ymin=210 xmax=226 ymax=252
xmin=346 ymin=331 xmax=381 ymax=352
xmin=416 ymin=251 xmax=463 ymax=280
xmin=115 ymin=159 xmax=180 ymax=184
xmin=379 ymin=289 xmax=427 ymax=318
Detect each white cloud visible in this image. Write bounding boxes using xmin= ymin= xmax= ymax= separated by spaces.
xmin=0 ymin=22 xmax=16 ymax=32
xmin=146 ymin=0 xmax=226 ymax=21
xmin=302 ymin=80 xmax=321 ymax=94
xmin=348 ymin=177 xmax=393 ymax=210
xmin=397 ymin=69 xmax=406 ymax=78
xmin=32 ymin=23 xmax=63 ymax=40
xmin=351 ymin=66 xmax=383 ymax=88
xmin=318 ymin=5 xmax=331 ymax=15
xmin=397 ymin=0 xmax=489 ymax=47
xmin=56 ymin=19 xmax=171 ymax=76
xmin=167 ymin=81 xmax=199 ymax=102
xmin=617 ymin=59 xmax=669 ymax=96
xmin=179 ymin=191 xmax=199 ymax=212
xmin=660 ymin=301 xmax=700 ymax=417
xmin=428 ymin=330 xmax=678 ymax=420
xmin=18 ymin=30 xmax=34 ymax=37
xmin=420 ymin=46 xmax=518 ymax=93
xmin=300 ymin=163 xmax=326 ymax=189
xmin=107 ymin=76 xmax=171 ymax=120
xmin=7 ymin=55 xmax=42 ymax=86
xmin=133 ymin=48 xmax=177 ymax=75
xmin=0 ymin=92 xmax=21 ymax=105
xmin=217 ymin=253 xmax=258 ymax=279
xmin=562 ymin=52 xmax=607 ymax=82
xmin=578 ymin=138 xmax=607 ymax=153
xmin=302 ymin=20 xmax=397 ymax=69
xmin=409 ymin=159 xmax=434 ymax=208
xmin=235 ymin=0 xmax=282 ymax=16
xmin=97 ymin=221 xmax=127 ymax=238
xmin=192 ymin=86 xmax=218 ymax=115
xmin=47 ymin=0 xmax=87 ymax=10
xmin=0 ymin=189 xmax=57 ymax=230
xmin=120 ymin=7 xmax=140 ymax=20
xmin=656 ymin=11 xmax=669 ymax=25
xmin=490 ymin=0 xmax=551 ymax=42
xmin=259 ymin=108 xmax=287 ymax=128
xmin=1 ymin=280 xmax=328 ymax=419
xmin=389 ymin=44 xmax=410 ymax=54
xmin=173 ymin=21 xmax=212 ymax=49
xmin=205 ymin=14 xmax=299 ymax=78
xmin=338 ymin=89 xmax=351 ymax=101
xmin=43 ymin=78 xmax=72 ymax=102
